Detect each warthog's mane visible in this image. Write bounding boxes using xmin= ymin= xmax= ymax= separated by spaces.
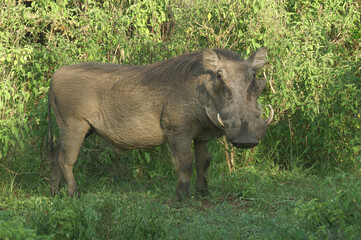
xmin=115 ymin=49 xmax=241 ymax=89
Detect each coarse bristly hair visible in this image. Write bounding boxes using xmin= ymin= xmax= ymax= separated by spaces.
xmin=114 ymin=49 xmax=242 ymax=89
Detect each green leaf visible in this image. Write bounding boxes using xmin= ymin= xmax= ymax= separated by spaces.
xmin=144 ymin=152 xmax=151 ymax=163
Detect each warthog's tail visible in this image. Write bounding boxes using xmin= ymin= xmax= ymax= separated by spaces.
xmin=47 ymin=93 xmax=61 ymax=196
xmin=47 ymin=94 xmax=54 ymax=153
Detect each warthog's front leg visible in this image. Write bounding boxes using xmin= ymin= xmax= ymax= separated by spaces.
xmin=194 ymin=140 xmax=211 ymax=196
xmin=169 ymin=138 xmax=193 ymax=201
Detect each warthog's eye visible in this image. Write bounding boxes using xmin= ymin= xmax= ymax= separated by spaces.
xmin=224 ymin=89 xmax=232 ymax=101
xmin=214 ymin=70 xmax=224 ymax=89
xmin=214 ymin=70 xmax=232 ymax=101
xmin=216 ymin=70 xmax=223 ymax=81
xmin=247 ymin=80 xmax=258 ymax=102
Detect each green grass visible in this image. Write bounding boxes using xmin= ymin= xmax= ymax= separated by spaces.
xmin=1 ymin=162 xmax=360 ymax=240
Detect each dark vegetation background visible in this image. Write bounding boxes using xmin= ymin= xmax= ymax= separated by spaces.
xmin=0 ymin=0 xmax=360 ymax=239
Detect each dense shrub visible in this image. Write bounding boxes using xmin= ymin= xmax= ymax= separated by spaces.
xmin=0 ymin=0 xmax=360 ymax=177
xmin=295 ymin=173 xmax=361 ymax=239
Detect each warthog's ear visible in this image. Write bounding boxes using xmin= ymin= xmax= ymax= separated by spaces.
xmin=202 ymin=49 xmax=219 ymax=72
xmin=247 ymin=47 xmax=268 ymax=70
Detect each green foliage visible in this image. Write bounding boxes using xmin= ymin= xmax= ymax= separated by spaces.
xmin=6 ymin=167 xmax=361 ymax=239
xmin=257 ymin=0 xmax=361 ymax=167
xmin=295 ymin=173 xmax=361 ymax=239
xmin=0 ymin=212 xmax=37 ymax=240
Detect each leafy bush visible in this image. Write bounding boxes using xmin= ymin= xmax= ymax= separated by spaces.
xmin=295 ymin=173 xmax=361 ymax=239
xmin=0 ymin=212 xmax=37 ymax=240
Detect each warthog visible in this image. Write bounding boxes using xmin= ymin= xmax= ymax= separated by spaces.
xmin=48 ymin=47 xmax=273 ymax=201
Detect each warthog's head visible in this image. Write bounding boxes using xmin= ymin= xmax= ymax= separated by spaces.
xmin=202 ymin=47 xmax=273 ymax=148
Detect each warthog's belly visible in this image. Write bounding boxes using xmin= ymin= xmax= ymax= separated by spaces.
xmin=93 ymin=112 xmax=166 ymax=150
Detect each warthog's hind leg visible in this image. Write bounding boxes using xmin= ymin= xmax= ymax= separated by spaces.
xmin=58 ymin=120 xmax=90 ymax=197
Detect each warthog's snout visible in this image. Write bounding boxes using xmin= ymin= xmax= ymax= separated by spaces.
xmin=231 ymin=140 xmax=259 ymax=149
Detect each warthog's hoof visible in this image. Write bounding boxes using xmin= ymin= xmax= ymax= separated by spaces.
xmin=196 ymin=188 xmax=210 ymax=197
xmin=50 ymin=182 xmax=60 ymax=197
xmin=176 ymin=181 xmax=190 ymax=201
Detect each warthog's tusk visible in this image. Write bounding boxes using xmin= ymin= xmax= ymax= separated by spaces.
xmin=265 ymin=105 xmax=274 ymax=125
xmin=217 ymin=113 xmax=225 ymax=127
